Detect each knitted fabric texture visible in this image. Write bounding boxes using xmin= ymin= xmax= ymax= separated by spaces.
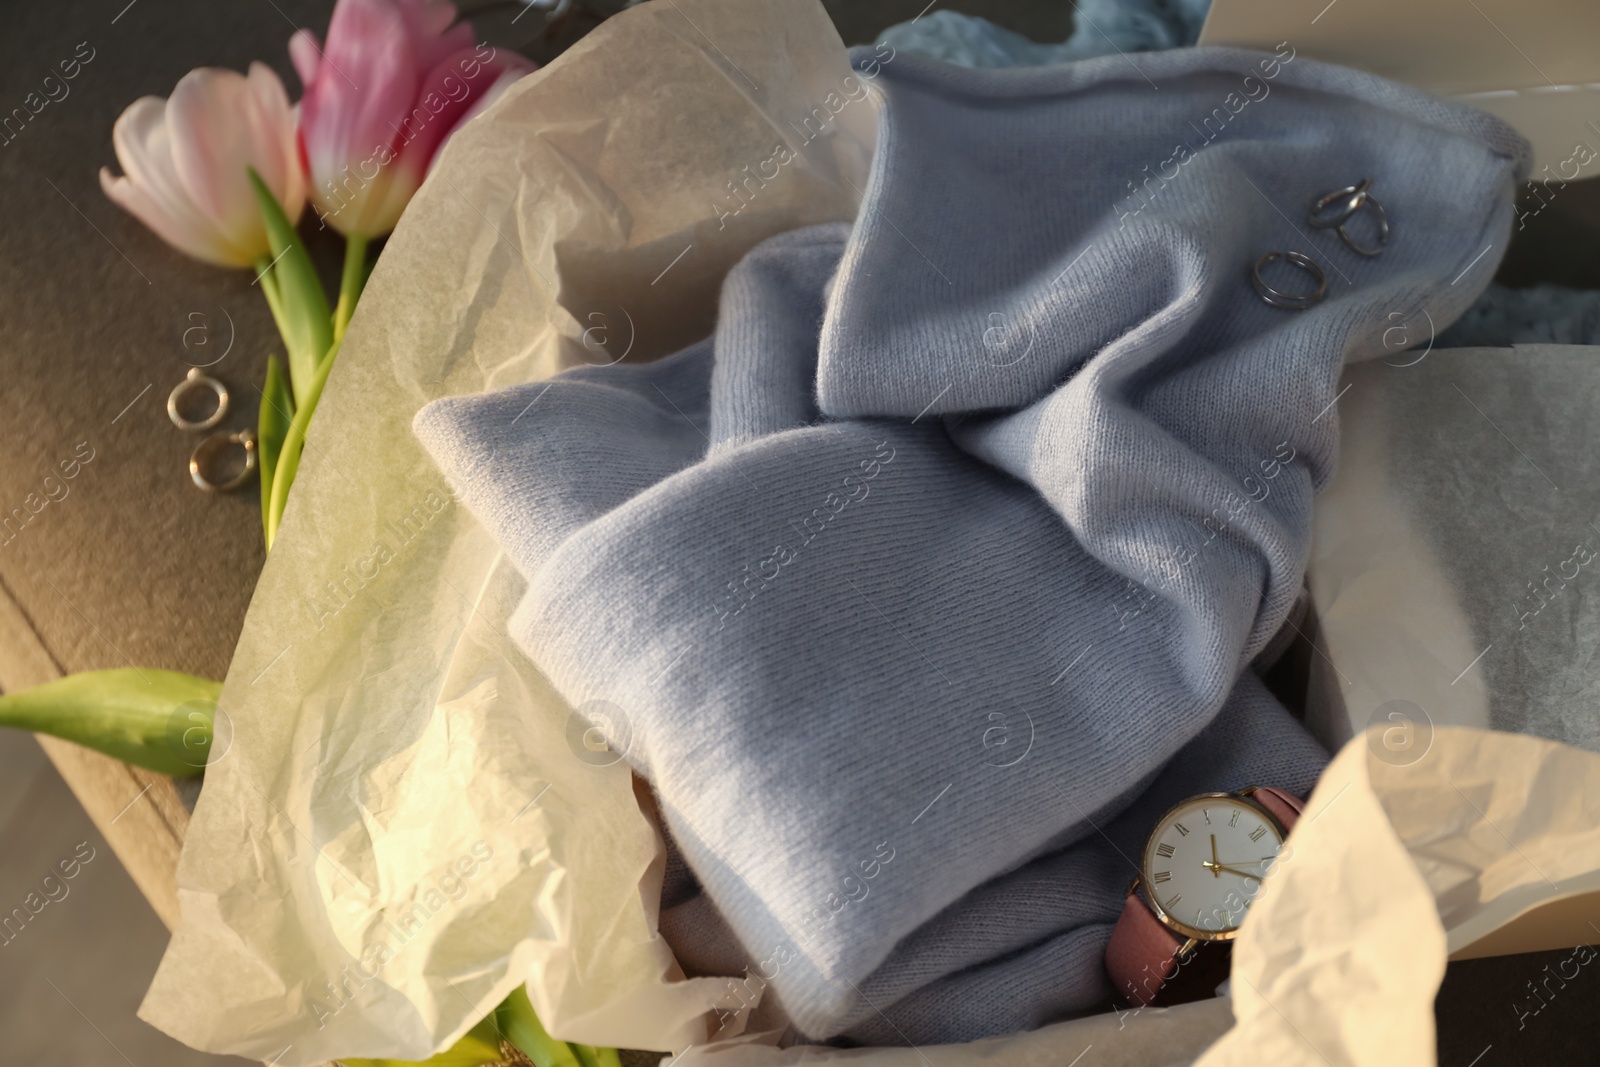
xmin=877 ymin=1 xmax=1211 ymax=69
xmin=1438 ymin=283 xmax=1600 ymax=348
xmin=883 ymin=5 xmax=1600 ymax=355
xmin=414 ymin=47 xmax=1528 ymax=1042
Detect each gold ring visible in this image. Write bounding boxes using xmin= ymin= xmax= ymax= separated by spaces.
xmin=189 ymin=428 xmax=257 ymax=493
xmin=167 ymin=367 xmax=229 ymax=432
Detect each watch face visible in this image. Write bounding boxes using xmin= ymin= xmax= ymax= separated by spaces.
xmin=1141 ymin=793 xmax=1286 ymax=940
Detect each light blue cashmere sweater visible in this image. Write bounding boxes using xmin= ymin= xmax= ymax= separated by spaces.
xmin=415 ymin=47 xmax=1528 ymax=1042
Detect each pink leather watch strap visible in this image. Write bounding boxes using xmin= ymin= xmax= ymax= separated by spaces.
xmin=1104 ymin=786 xmax=1304 ymax=1006
xmin=1248 ymin=785 xmax=1304 ymax=831
xmin=1105 ymin=887 xmax=1186 ymax=1006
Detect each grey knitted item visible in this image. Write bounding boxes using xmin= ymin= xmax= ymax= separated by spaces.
xmin=414 ymin=47 xmax=1527 ymax=1042
xmin=1437 ymin=283 xmax=1600 ymax=348
xmin=833 ymin=669 xmax=1325 ymax=1044
xmin=653 ymin=669 xmax=1323 ymax=1044
xmin=881 ymin=4 xmax=1600 ymax=353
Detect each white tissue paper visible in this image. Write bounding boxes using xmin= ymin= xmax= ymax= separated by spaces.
xmin=139 ymin=1 xmax=872 ymax=1062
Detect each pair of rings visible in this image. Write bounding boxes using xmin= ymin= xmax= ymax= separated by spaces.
xmin=1252 ymin=177 xmax=1391 ymax=311
xmin=1307 ymin=178 xmax=1389 ymax=257
xmin=167 ymin=367 xmax=257 ymax=492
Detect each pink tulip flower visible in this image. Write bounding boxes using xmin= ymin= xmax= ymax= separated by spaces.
xmin=291 ymin=0 xmax=535 ymax=238
xmin=99 ymin=64 xmax=306 ymax=269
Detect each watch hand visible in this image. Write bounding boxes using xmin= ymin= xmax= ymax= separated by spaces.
xmin=1201 ymin=863 xmax=1262 ymax=881
xmin=1209 ymin=834 xmax=1219 ymax=878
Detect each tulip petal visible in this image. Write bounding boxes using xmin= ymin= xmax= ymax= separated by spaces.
xmin=245 ymin=62 xmax=306 ymax=223
xmin=294 ymin=0 xmax=517 ymax=236
xmin=100 ymin=168 xmax=236 ymax=268
xmin=109 ymin=98 xmax=212 ymax=236
xmin=300 ymin=0 xmax=421 ymax=232
xmin=402 ymin=47 xmax=533 ymax=171
xmin=289 ymin=29 xmax=323 ymax=88
xmin=399 ymin=0 xmax=474 ymax=75
xmin=102 ymin=65 xmax=308 ymax=268
xmin=427 ymin=57 xmax=536 ymax=175
xmin=103 ymin=97 xmax=249 ymax=266
xmin=168 ymin=67 xmax=294 ymax=263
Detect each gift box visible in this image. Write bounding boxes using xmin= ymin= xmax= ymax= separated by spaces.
xmin=17 ymin=2 xmax=1600 ymax=1066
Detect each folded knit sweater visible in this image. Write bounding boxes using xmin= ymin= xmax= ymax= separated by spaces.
xmin=415 ymin=46 xmax=1527 ymax=1042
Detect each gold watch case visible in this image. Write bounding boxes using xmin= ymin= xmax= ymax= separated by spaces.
xmin=1130 ymin=787 xmax=1290 ymax=945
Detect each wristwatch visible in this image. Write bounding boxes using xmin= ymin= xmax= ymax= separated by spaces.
xmin=1104 ymin=785 xmax=1303 ymax=1007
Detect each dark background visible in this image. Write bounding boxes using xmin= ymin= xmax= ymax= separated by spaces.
xmin=0 ymin=0 xmax=1594 ymax=1064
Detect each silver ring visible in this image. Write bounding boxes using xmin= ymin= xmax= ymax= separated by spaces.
xmin=1307 ymin=179 xmax=1372 ymax=229
xmin=167 ymin=367 xmax=229 ymax=432
xmin=1336 ymin=193 xmax=1388 ymax=256
xmin=189 ymin=428 xmax=257 ymax=493
xmin=1252 ymin=251 xmax=1327 ymax=310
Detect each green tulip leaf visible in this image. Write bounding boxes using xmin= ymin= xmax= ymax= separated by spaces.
xmin=260 ymin=353 xmax=295 ymax=546
xmin=0 ymin=669 xmax=222 ymax=777
xmin=570 ymin=1045 xmax=617 ymax=1067
xmin=265 ymin=337 xmax=339 ymax=543
xmin=495 ymin=987 xmax=583 ymax=1067
xmin=249 ymin=166 xmax=333 ymax=408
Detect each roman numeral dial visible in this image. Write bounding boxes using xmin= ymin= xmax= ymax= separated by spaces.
xmin=1141 ymin=794 xmax=1287 ymax=937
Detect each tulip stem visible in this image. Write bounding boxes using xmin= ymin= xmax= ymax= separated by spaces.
xmin=261 ymin=232 xmax=367 ymax=546
xmin=265 ymin=339 xmax=339 ymax=545
xmin=254 ymin=255 xmax=293 ymax=352
xmin=332 ymin=232 xmax=370 ymax=347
